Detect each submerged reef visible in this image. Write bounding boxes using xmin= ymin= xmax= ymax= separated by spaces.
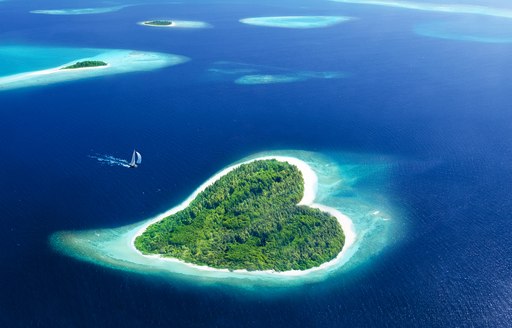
xmin=414 ymin=19 xmax=512 ymax=43
xmin=236 ymin=74 xmax=305 ymax=84
xmin=331 ymin=0 xmax=512 ymax=19
xmin=207 ymin=61 xmax=347 ymax=85
xmin=30 ymin=5 xmax=132 ymax=15
xmin=240 ymin=16 xmax=353 ymax=28
xmin=51 ymin=150 xmax=395 ymax=286
xmin=236 ymin=72 xmax=346 ymax=85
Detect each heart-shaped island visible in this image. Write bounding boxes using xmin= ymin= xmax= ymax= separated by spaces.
xmin=134 ymin=159 xmax=345 ymax=271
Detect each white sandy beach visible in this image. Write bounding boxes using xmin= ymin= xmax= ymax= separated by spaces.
xmin=130 ymin=156 xmax=357 ymax=277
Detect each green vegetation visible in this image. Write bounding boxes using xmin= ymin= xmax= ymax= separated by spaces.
xmin=144 ymin=20 xmax=173 ymax=26
xmin=61 ymin=60 xmax=107 ymax=70
xmin=135 ymin=160 xmax=345 ymax=271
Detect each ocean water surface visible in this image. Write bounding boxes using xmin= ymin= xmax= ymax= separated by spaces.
xmin=1 ymin=0 xmax=512 ymax=327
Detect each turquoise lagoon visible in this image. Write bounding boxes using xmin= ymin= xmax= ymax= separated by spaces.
xmin=0 ymin=46 xmax=103 ymax=77
xmin=51 ymin=150 xmax=396 ymax=287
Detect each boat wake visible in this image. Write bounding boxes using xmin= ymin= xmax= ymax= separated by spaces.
xmin=89 ymin=154 xmax=130 ymax=168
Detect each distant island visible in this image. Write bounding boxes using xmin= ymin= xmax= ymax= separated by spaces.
xmin=138 ymin=20 xmax=211 ymax=29
xmin=61 ymin=60 xmax=107 ymax=70
xmin=135 ymin=159 xmax=345 ymax=271
xmin=143 ymin=20 xmax=174 ymax=26
xmin=0 ymin=47 xmax=189 ymax=91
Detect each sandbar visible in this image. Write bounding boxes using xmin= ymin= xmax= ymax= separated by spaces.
xmin=240 ymin=16 xmax=353 ymax=28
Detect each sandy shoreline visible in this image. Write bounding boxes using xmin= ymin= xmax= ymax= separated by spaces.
xmin=130 ymin=156 xmax=357 ymax=277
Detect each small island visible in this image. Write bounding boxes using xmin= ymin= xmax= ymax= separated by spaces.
xmin=143 ymin=20 xmax=174 ymax=26
xmin=135 ymin=159 xmax=345 ymax=271
xmin=61 ymin=60 xmax=107 ymax=70
xmin=139 ymin=20 xmax=211 ymax=29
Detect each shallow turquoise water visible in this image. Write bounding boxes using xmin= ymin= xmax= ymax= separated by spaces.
xmin=0 ymin=45 xmax=103 ymax=76
xmin=415 ymin=18 xmax=512 ymax=43
xmin=0 ymin=45 xmax=188 ymax=91
xmin=331 ymin=0 xmax=512 ymax=19
xmin=240 ymin=16 xmax=353 ymax=29
xmin=30 ymin=5 xmax=130 ymax=15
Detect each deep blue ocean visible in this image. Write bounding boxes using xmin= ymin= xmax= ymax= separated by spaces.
xmin=1 ymin=0 xmax=512 ymax=327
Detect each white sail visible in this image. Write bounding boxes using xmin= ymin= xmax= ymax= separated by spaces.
xmin=135 ymin=151 xmax=142 ymax=164
xmin=129 ymin=150 xmax=137 ymax=167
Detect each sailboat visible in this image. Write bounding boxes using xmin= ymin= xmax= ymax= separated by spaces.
xmin=128 ymin=149 xmax=142 ymax=168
